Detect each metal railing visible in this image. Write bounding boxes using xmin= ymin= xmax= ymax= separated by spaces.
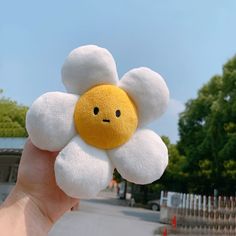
xmin=160 ymin=191 xmax=236 ymax=235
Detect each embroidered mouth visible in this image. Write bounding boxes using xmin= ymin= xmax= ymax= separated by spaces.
xmin=103 ymin=119 xmax=110 ymax=123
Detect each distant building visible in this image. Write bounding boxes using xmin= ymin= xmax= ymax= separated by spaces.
xmin=0 ymin=138 xmax=26 ymax=202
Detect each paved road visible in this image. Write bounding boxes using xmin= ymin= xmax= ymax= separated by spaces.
xmin=49 ymin=191 xmax=163 ymax=236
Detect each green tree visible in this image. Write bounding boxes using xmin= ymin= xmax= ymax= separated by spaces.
xmin=178 ymin=55 xmax=236 ymax=195
xmin=0 ymin=90 xmax=28 ymax=137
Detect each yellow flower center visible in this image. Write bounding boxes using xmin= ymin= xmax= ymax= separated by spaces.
xmin=74 ymin=85 xmax=138 ymax=149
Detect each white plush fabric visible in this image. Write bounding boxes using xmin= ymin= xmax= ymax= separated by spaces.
xmin=26 ymin=45 xmax=170 ymax=199
xmin=26 ymin=92 xmax=78 ymax=151
xmin=62 ymin=45 xmax=119 ymax=95
xmin=55 ymin=136 xmax=114 ymax=199
xmin=118 ymin=67 xmax=169 ymax=127
xmin=108 ymin=129 xmax=168 ymax=184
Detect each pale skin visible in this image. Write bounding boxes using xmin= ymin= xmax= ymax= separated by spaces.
xmin=0 ymin=140 xmax=79 ymax=236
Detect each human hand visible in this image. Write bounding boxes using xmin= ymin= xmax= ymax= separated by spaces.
xmin=0 ymin=139 xmax=79 ymax=236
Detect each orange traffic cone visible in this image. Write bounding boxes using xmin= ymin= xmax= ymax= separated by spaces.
xmin=162 ymin=227 xmax=167 ymax=236
xmin=172 ymin=215 xmax=177 ymax=229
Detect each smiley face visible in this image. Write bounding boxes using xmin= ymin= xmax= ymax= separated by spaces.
xmin=74 ymin=85 xmax=138 ymax=149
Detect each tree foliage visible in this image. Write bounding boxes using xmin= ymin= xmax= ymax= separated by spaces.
xmin=0 ymin=90 xmax=28 ymax=137
xmin=178 ymin=55 xmax=236 ymax=195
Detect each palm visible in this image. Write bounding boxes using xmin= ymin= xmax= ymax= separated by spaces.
xmin=17 ymin=140 xmax=79 ymax=222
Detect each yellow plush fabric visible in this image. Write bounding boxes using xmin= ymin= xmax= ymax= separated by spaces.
xmin=74 ymin=85 xmax=138 ymax=149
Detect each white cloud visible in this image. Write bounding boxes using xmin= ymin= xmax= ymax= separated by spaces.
xmin=148 ymin=98 xmax=185 ymax=143
xmin=167 ymin=98 xmax=185 ymax=117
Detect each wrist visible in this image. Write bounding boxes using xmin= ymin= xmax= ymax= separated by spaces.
xmin=0 ymin=185 xmax=53 ymax=236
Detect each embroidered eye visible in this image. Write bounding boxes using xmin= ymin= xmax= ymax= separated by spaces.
xmin=93 ymin=107 xmax=99 ymax=115
xmin=115 ymin=110 xmax=121 ymax=117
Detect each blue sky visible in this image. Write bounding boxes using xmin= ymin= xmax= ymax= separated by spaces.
xmin=1 ymin=0 xmax=236 ymax=143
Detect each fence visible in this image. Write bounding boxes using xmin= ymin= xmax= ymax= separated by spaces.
xmin=160 ymin=191 xmax=236 ymax=235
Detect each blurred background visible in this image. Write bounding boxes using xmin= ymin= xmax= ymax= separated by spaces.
xmin=1 ymin=1 xmax=236 ymax=235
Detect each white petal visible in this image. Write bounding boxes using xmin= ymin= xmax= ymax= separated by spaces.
xmin=108 ymin=129 xmax=168 ymax=184
xmin=55 ymin=136 xmax=114 ymax=199
xmin=62 ymin=45 xmax=119 ymax=95
xmin=119 ymin=67 xmax=169 ymax=127
xmin=26 ymin=92 xmax=78 ymax=151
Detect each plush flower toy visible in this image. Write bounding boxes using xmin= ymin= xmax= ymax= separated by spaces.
xmin=26 ymin=45 xmax=169 ymax=199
